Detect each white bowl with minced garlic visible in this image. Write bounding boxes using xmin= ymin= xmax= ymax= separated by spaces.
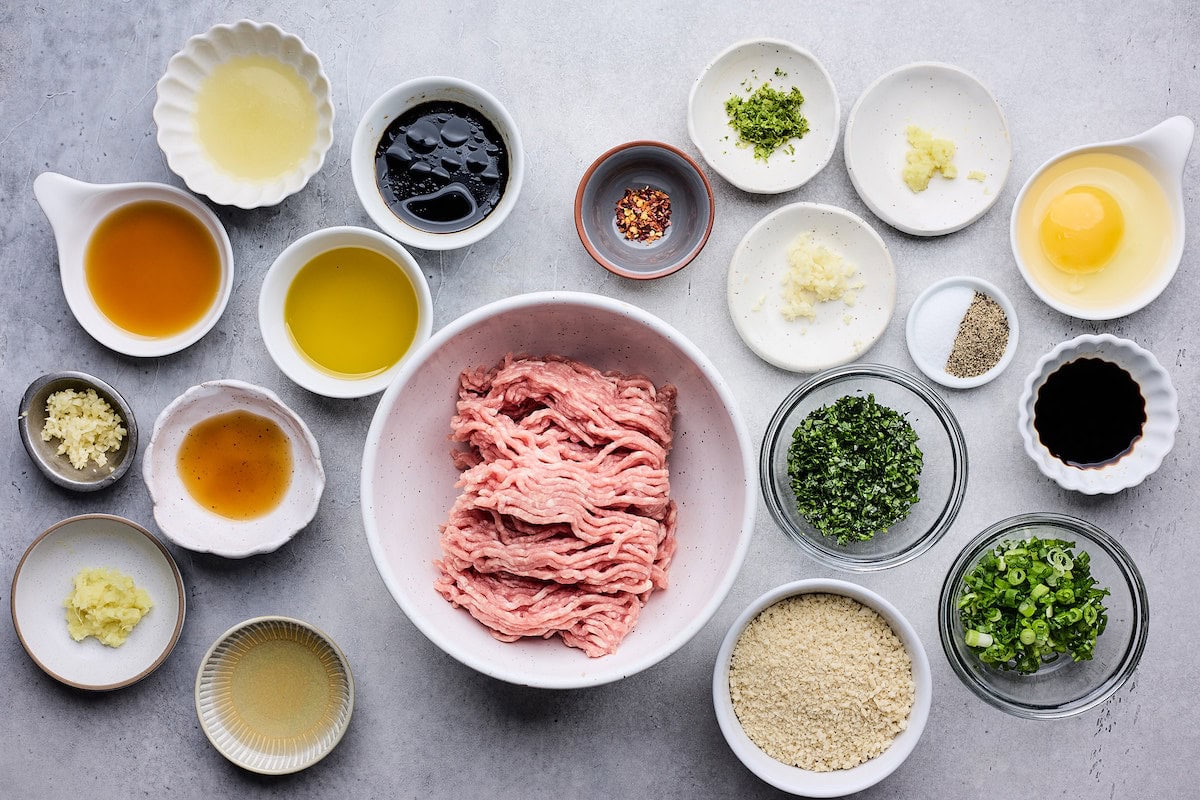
xmin=713 ymin=579 xmax=931 ymax=797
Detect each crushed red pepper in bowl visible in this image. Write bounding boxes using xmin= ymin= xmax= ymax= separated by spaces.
xmin=615 ymin=187 xmax=671 ymax=243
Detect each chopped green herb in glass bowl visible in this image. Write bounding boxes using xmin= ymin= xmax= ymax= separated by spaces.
xmin=760 ymin=364 xmax=967 ymax=571
xmin=939 ymin=513 xmax=1148 ymax=719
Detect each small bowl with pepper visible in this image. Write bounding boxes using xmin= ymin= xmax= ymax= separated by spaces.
xmin=938 ymin=513 xmax=1148 ymax=719
xmin=760 ymin=364 xmax=967 ymax=571
xmin=905 ymin=276 xmax=1019 ymax=389
xmin=574 ymin=140 xmax=715 ymax=280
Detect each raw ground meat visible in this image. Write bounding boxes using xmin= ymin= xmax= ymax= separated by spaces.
xmin=433 ymin=354 xmax=678 ymax=657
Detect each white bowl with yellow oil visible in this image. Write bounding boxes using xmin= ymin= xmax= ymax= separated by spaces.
xmin=196 ymin=616 xmax=353 ymax=775
xmin=1010 ymin=116 xmax=1194 ymax=320
xmin=259 ymin=226 xmax=433 ymax=398
xmin=154 ymin=20 xmax=334 ymax=209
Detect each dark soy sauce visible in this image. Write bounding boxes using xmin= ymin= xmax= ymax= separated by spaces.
xmin=374 ymin=101 xmax=508 ymax=234
xmin=1033 ymin=357 xmax=1146 ymax=468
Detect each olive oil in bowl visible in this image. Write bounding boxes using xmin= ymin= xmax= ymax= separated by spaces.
xmin=284 ymin=246 xmax=420 ymax=379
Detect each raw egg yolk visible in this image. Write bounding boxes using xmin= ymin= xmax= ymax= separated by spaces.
xmin=1038 ymin=186 xmax=1125 ymax=274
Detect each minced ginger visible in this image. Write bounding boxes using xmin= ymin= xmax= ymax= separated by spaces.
xmin=65 ymin=567 xmax=153 ymax=648
xmin=902 ymin=125 xmax=957 ymax=191
xmin=41 ymin=388 xmax=126 ymax=469
xmin=780 ymin=234 xmax=864 ymax=321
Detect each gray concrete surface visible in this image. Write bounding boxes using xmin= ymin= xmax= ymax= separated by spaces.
xmin=1 ymin=1 xmax=1196 ymax=797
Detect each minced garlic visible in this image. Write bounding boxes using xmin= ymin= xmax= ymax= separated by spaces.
xmin=780 ymin=234 xmax=864 ymax=321
xmin=65 ymin=567 xmax=153 ymax=648
xmin=902 ymin=125 xmax=957 ymax=192
xmin=41 ymin=388 xmax=126 ymax=470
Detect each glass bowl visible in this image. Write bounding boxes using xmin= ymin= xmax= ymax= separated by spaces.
xmin=938 ymin=513 xmax=1149 ymax=719
xmin=761 ymin=364 xmax=968 ymax=571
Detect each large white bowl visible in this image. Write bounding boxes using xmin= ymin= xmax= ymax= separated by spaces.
xmin=258 ymin=226 xmax=433 ymax=398
xmin=153 ymin=20 xmax=334 ymax=209
xmin=361 ymin=292 xmax=755 ymax=688
xmin=713 ymin=579 xmax=932 ymax=797
xmin=351 ymin=77 xmax=525 ymax=250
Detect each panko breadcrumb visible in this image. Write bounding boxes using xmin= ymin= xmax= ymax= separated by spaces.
xmin=728 ymin=593 xmax=914 ymax=772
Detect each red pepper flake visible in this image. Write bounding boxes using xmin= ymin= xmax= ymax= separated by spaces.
xmin=615 ymin=186 xmax=671 ymax=243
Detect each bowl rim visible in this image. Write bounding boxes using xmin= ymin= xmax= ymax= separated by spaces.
xmin=760 ymin=363 xmax=968 ymax=571
xmin=1008 ymin=138 xmax=1186 ymax=321
xmin=1016 ymin=333 xmax=1179 ymax=494
xmin=152 ymin=18 xmax=335 ymax=209
xmin=726 ymin=201 xmax=897 ymax=372
xmin=10 ymin=513 xmax=187 ymax=691
xmin=687 ymin=37 xmax=841 ymax=194
xmin=18 ymin=370 xmax=139 ymax=491
xmin=904 ymin=275 xmax=1021 ymax=389
xmin=713 ymin=578 xmax=932 ymax=796
xmin=194 ymin=615 xmax=354 ymax=774
xmin=142 ymin=379 xmax=325 ymax=558
xmin=573 ymin=139 xmax=716 ymax=280
xmin=360 ymin=290 xmax=757 ymax=688
xmin=843 ymin=60 xmax=1011 ymax=237
xmin=257 ymin=225 xmax=434 ymax=398
xmin=350 ymin=75 xmax=525 ymax=251
xmin=937 ymin=512 xmax=1150 ymax=719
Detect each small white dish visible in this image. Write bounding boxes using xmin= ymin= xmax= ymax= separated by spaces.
xmin=32 ymin=172 xmax=234 ymax=358
xmin=351 ymin=76 xmax=525 ymax=250
xmin=11 ymin=514 xmax=186 ymax=690
xmin=258 ymin=226 xmax=433 ymax=398
xmin=153 ymin=19 xmax=334 ymax=209
xmin=688 ymin=39 xmax=839 ymax=194
xmin=1010 ymin=116 xmax=1194 ymax=320
xmin=1017 ymin=334 xmax=1178 ymax=494
xmin=906 ymin=276 xmax=1019 ymax=389
xmin=196 ymin=616 xmax=353 ymax=775
xmin=143 ymin=380 xmax=325 ymax=558
xmin=727 ymin=202 xmax=895 ymax=372
xmin=713 ymin=579 xmax=932 ymax=797
xmin=844 ymin=62 xmax=1011 ymax=236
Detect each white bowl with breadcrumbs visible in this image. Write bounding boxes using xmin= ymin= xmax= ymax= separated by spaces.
xmin=713 ymin=579 xmax=932 ymax=797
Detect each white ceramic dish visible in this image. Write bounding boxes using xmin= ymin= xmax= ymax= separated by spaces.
xmin=196 ymin=616 xmax=353 ymax=775
xmin=713 ymin=579 xmax=932 ymax=797
xmin=688 ymin=39 xmax=839 ymax=194
xmin=11 ymin=514 xmax=186 ymax=690
xmin=351 ymin=76 xmax=525 ymax=250
xmin=143 ymin=380 xmax=325 ymax=557
xmin=1017 ymin=334 xmax=1178 ymax=494
xmin=1009 ymin=116 xmax=1194 ymax=320
xmin=259 ymin=226 xmax=433 ymax=398
xmin=728 ymin=202 xmax=896 ymax=372
xmin=361 ymin=291 xmax=755 ymax=689
xmin=32 ymin=172 xmax=234 ymax=358
xmin=905 ymin=276 xmax=1019 ymax=389
xmin=153 ymin=19 xmax=334 ymax=208
xmin=845 ymin=62 xmax=1011 ymax=236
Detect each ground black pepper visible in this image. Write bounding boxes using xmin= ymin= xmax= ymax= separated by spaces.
xmin=946 ymin=292 xmax=1009 ymax=378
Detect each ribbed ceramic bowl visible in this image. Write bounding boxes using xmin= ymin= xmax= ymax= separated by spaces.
xmin=939 ymin=513 xmax=1148 ymax=719
xmin=143 ymin=380 xmax=325 ymax=558
xmin=361 ymin=291 xmax=755 ymax=688
xmin=196 ymin=616 xmax=353 ymax=774
xmin=154 ymin=20 xmax=334 ymax=208
xmin=761 ymin=364 xmax=967 ymax=571
xmin=714 ymin=579 xmax=931 ymax=796
xmin=1017 ymin=334 xmax=1178 ymax=494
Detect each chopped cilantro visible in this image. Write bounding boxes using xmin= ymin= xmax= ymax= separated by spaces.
xmin=724 ymin=83 xmax=809 ymax=161
xmin=786 ymin=394 xmax=922 ymax=545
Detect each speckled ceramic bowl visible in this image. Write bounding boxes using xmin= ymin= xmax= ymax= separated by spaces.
xmin=18 ymin=371 xmax=138 ymax=492
xmin=143 ymin=380 xmax=325 ymax=557
xmin=574 ymin=141 xmax=715 ymax=279
xmin=1017 ymin=334 xmax=1178 ymax=494
xmin=361 ymin=291 xmax=755 ymax=689
xmin=153 ymin=20 xmax=334 ymax=208
xmin=196 ymin=616 xmax=353 ymax=774
xmin=844 ymin=62 xmax=1011 ymax=236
